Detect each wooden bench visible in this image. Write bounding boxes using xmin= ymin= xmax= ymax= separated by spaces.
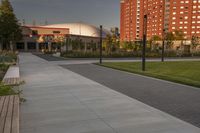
xmin=0 ymin=95 xmax=19 ymax=133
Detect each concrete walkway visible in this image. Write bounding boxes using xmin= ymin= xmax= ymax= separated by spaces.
xmin=19 ymin=53 xmax=200 ymax=133
xmin=63 ymin=64 xmax=200 ymax=128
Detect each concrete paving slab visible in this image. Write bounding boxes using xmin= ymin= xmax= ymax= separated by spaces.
xmin=3 ymin=66 xmax=20 ymax=78
xmin=19 ymin=53 xmax=200 ymax=133
xmin=21 ymin=119 xmax=116 ymax=133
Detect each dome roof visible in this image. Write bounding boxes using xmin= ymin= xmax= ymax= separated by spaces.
xmin=44 ymin=22 xmax=109 ymax=38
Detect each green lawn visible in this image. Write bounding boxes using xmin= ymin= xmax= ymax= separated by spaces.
xmin=100 ymin=61 xmax=200 ymax=88
xmin=0 ymin=83 xmax=16 ymax=96
xmin=0 ymin=64 xmax=16 ymax=96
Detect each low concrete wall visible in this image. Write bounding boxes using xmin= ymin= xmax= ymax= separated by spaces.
xmin=3 ymin=66 xmax=20 ymax=86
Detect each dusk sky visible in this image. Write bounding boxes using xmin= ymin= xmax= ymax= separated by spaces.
xmin=10 ymin=0 xmax=120 ymax=29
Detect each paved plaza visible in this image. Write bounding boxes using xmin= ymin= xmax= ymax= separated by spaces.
xmin=63 ymin=64 xmax=200 ymax=128
xmin=19 ymin=53 xmax=200 ymax=133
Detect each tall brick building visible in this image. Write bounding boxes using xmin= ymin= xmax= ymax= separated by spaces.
xmin=120 ymin=0 xmax=200 ymax=42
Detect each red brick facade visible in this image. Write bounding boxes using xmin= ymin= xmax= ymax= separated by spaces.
xmin=120 ymin=0 xmax=200 ymax=42
xmin=168 ymin=0 xmax=200 ymax=39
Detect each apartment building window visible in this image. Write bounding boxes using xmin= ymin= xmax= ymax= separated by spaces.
xmin=193 ymin=6 xmax=197 ymax=9
xmin=185 ymin=11 xmax=188 ymax=14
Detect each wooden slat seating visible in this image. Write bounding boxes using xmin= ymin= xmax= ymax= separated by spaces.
xmin=0 ymin=95 xmax=19 ymax=133
xmin=2 ymin=78 xmax=20 ymax=86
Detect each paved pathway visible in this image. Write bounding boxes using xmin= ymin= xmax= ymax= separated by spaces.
xmin=63 ymin=64 xmax=200 ymax=128
xmin=20 ymin=53 xmax=200 ymax=133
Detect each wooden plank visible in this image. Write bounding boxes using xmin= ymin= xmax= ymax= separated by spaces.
xmin=0 ymin=97 xmax=5 ymax=116
xmin=3 ymin=78 xmax=20 ymax=86
xmin=0 ymin=96 xmax=9 ymax=133
xmin=11 ymin=96 xmax=19 ymax=133
xmin=4 ymin=96 xmax=14 ymax=133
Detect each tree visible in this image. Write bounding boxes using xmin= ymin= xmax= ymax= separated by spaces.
xmin=191 ymin=35 xmax=200 ymax=53
xmin=103 ymin=34 xmax=119 ymax=54
xmin=147 ymin=38 xmax=153 ymax=50
xmin=165 ymin=32 xmax=175 ymax=49
xmin=121 ymin=41 xmax=138 ymax=52
xmin=150 ymin=35 xmax=161 ymax=51
xmin=174 ymin=30 xmax=185 ymax=40
xmin=0 ymin=0 xmax=22 ymax=50
xmin=174 ymin=30 xmax=185 ymax=46
xmin=103 ymin=34 xmax=112 ymax=54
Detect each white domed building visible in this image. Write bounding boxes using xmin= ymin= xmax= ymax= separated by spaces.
xmin=45 ymin=22 xmax=109 ymax=38
xmin=44 ymin=22 xmax=110 ymax=52
xmin=16 ymin=22 xmax=110 ymax=52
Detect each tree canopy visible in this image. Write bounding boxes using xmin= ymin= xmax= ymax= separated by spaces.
xmin=174 ymin=30 xmax=185 ymax=40
xmin=0 ymin=0 xmax=22 ymax=50
xmin=191 ymin=35 xmax=200 ymax=50
xmin=165 ymin=32 xmax=175 ymax=49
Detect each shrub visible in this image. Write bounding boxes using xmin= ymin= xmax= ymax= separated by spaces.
xmin=61 ymin=50 xmax=200 ymax=58
xmin=0 ymin=83 xmax=16 ymax=96
xmin=192 ymin=51 xmax=200 ymax=57
xmin=0 ymin=64 xmax=9 ymax=80
xmin=0 ymin=64 xmax=9 ymax=71
xmin=0 ymin=51 xmax=17 ymax=63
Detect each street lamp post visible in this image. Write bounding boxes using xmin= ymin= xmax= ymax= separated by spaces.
xmin=100 ymin=25 xmax=103 ymax=64
xmin=161 ymin=29 xmax=165 ymax=62
xmin=142 ymin=15 xmax=148 ymax=71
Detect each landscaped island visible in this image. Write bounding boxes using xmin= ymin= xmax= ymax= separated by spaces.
xmin=0 ymin=52 xmax=18 ymax=96
xmin=100 ymin=61 xmax=200 ymax=88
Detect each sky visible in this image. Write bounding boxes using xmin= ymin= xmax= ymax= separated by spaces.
xmin=10 ymin=0 xmax=120 ymax=30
